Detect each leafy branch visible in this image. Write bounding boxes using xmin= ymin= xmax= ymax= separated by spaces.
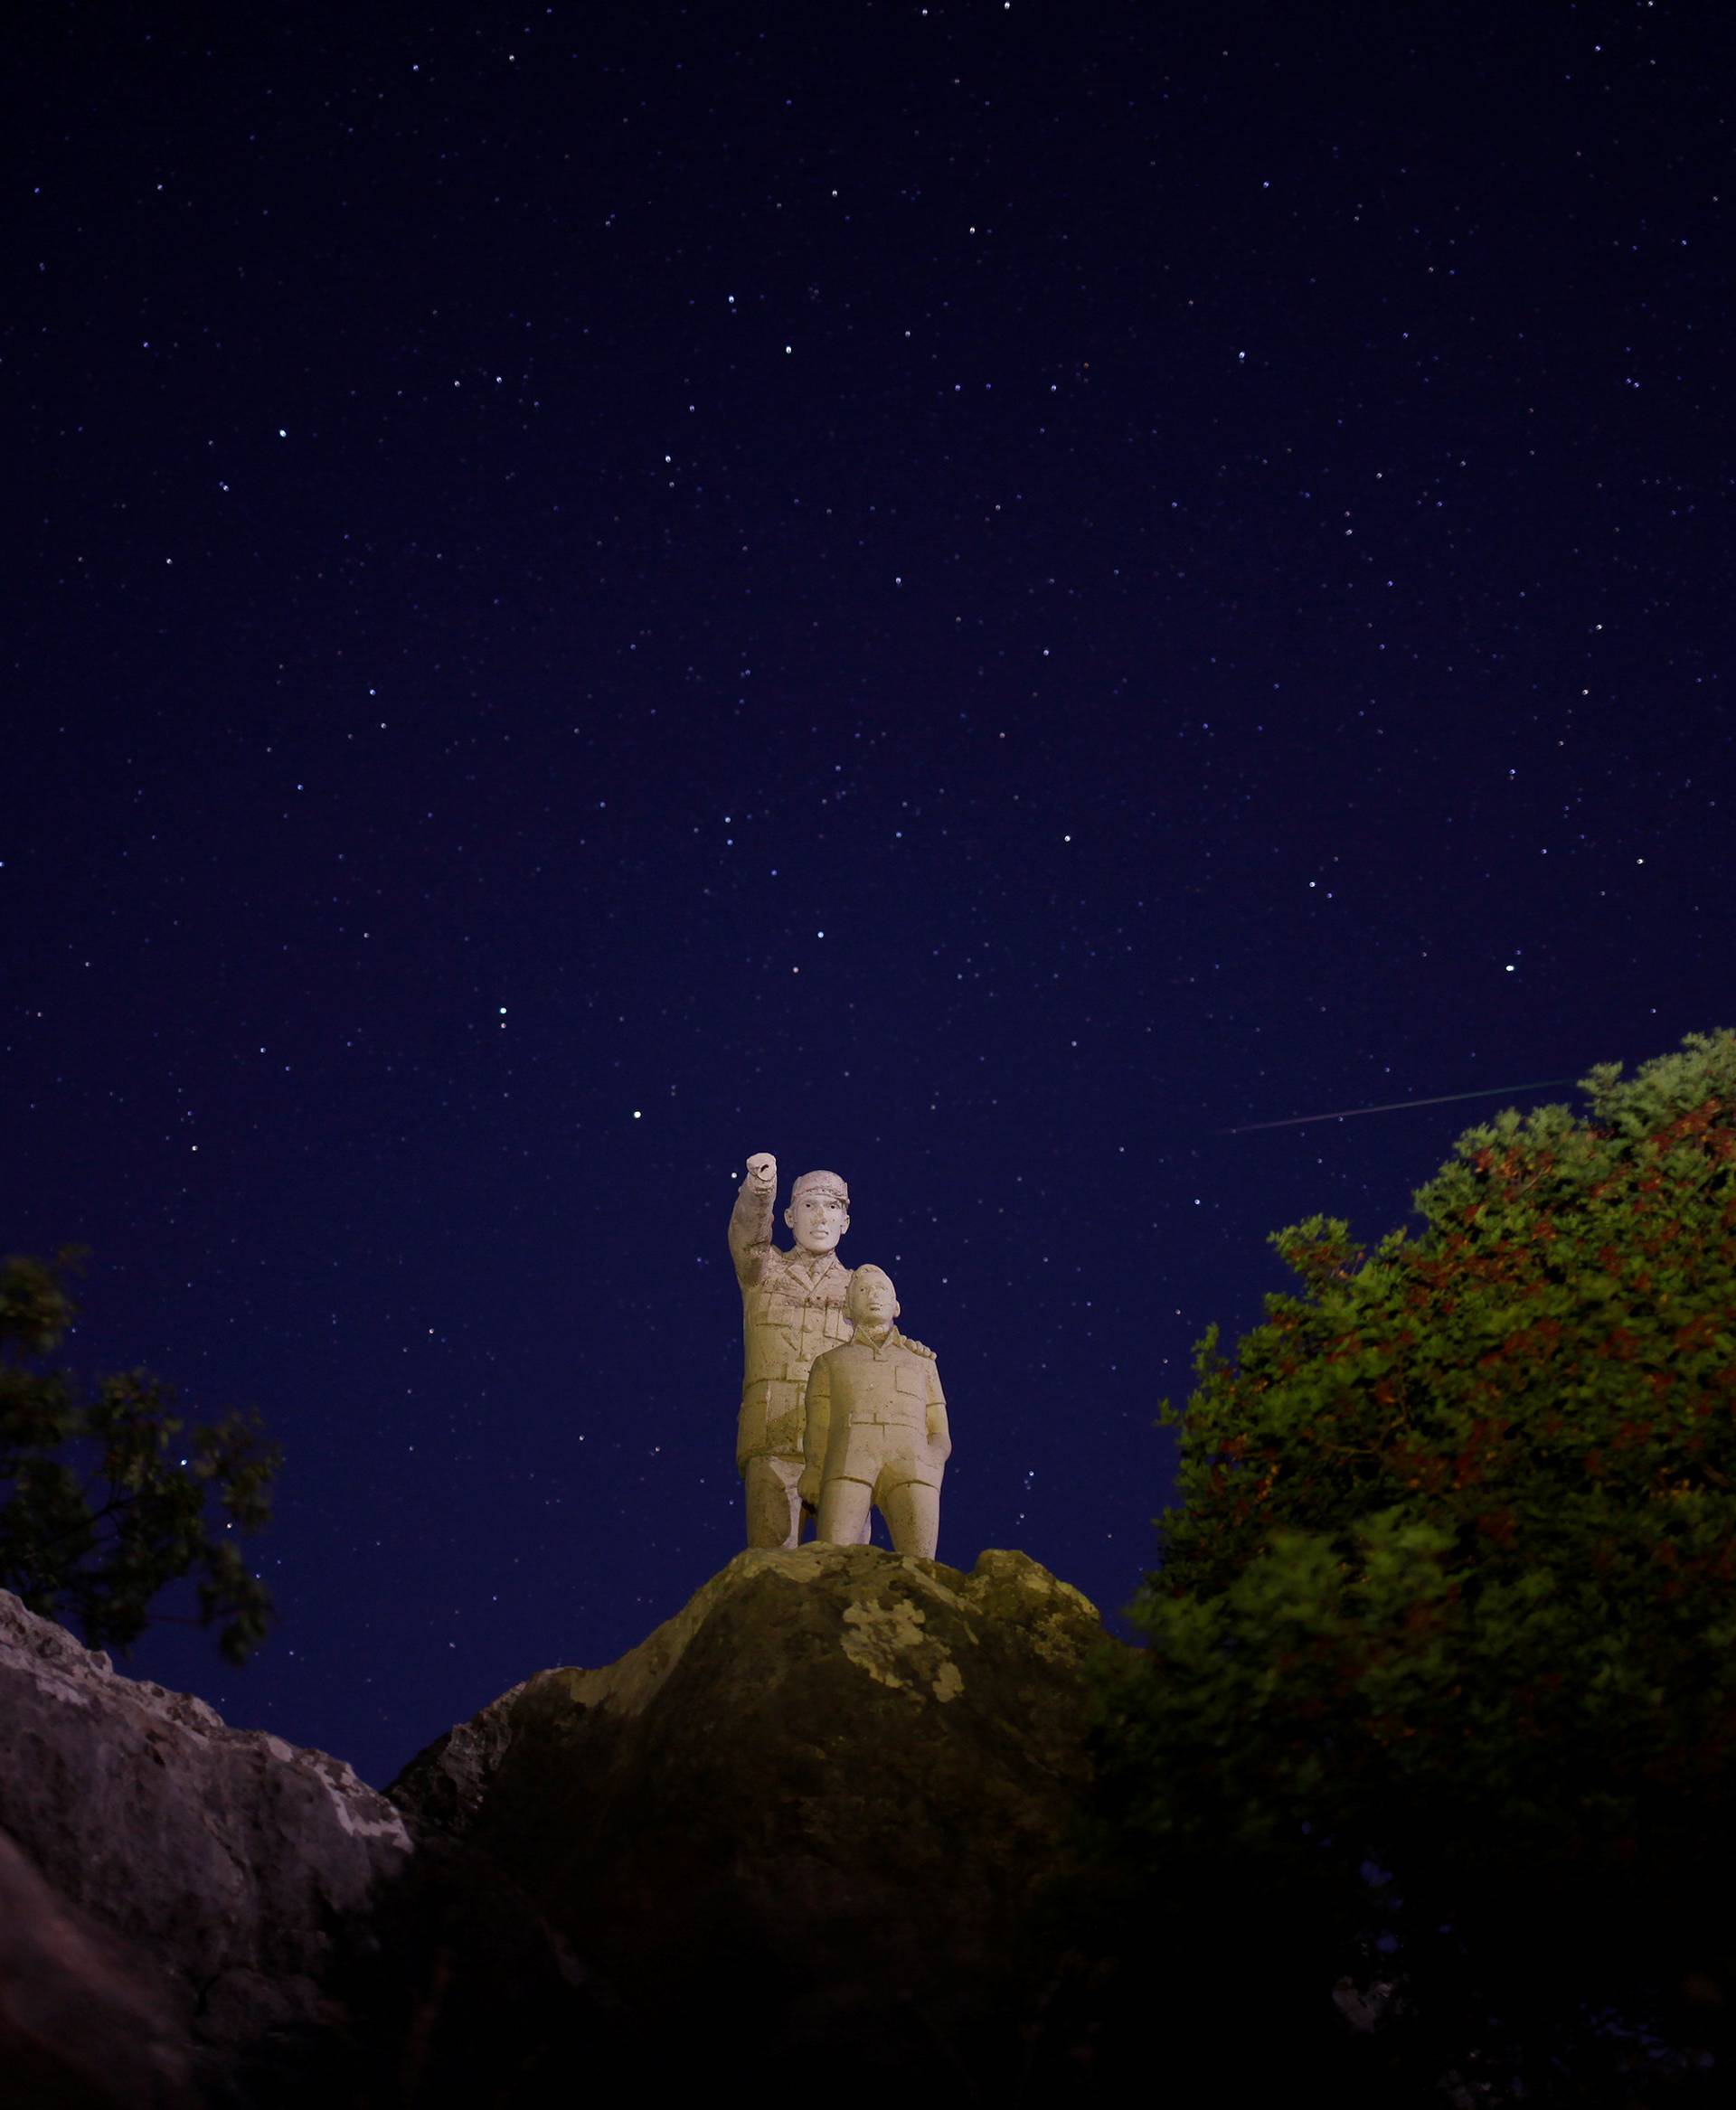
xmin=0 ymin=1250 xmax=281 ymax=1664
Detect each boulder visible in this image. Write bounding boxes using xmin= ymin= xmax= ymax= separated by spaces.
xmin=0 ymin=1824 xmax=191 ymax=2109
xmin=0 ymin=1587 xmax=601 ymax=2105
xmin=390 ymin=1543 xmax=1107 ymax=2086
xmin=0 ymin=1546 xmax=1110 ymax=2101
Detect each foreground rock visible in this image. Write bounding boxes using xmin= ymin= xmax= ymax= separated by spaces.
xmin=0 ymin=1825 xmax=190 ymax=2107
xmin=0 ymin=1587 xmax=599 ymax=2105
xmin=392 ymin=1543 xmax=1106 ymax=2087
xmin=0 ymin=1547 xmax=1109 ymax=2101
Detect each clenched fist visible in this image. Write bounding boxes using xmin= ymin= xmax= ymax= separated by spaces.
xmin=745 ymin=1152 xmax=777 ymax=1191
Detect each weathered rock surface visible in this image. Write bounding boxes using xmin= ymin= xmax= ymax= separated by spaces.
xmin=0 ymin=1824 xmax=191 ymax=2108
xmin=0 ymin=1587 xmax=600 ymax=2105
xmin=1 ymin=1588 xmax=413 ymax=2057
xmin=0 ymin=1547 xmax=1109 ymax=2101
xmin=391 ymin=1543 xmax=1107 ymax=2086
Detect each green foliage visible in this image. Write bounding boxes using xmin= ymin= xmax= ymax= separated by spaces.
xmin=0 ymin=1249 xmax=280 ymax=1663
xmin=1090 ymin=1031 xmax=1736 ymax=2086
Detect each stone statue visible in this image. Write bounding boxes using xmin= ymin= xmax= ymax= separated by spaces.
xmin=800 ymin=1267 xmax=951 ymax=1560
xmin=728 ymin=1154 xmax=930 ymax=1550
xmin=729 ymin=1155 xmax=854 ymax=1550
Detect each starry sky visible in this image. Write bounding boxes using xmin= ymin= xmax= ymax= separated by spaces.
xmin=9 ymin=0 xmax=1731 ymax=1786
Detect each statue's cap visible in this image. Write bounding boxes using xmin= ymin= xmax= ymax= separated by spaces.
xmin=790 ymin=1169 xmax=849 ymax=1205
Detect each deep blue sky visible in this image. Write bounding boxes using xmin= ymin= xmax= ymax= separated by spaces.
xmin=9 ymin=0 xmax=1730 ymax=1785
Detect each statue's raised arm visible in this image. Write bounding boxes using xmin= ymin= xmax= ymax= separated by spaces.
xmin=729 ymin=1152 xmax=778 ymax=1287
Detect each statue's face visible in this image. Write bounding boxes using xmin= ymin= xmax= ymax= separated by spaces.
xmin=786 ymin=1191 xmax=848 ymax=1256
xmin=846 ymin=1268 xmax=899 ymax=1327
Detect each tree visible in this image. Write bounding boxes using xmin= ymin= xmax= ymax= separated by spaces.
xmin=1090 ymin=1031 xmax=1736 ymax=2096
xmin=0 ymin=1249 xmax=279 ymax=1663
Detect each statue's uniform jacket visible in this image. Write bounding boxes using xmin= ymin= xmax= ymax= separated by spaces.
xmin=804 ymin=1330 xmax=951 ymax=1500
xmin=729 ymin=1181 xmax=852 ymax=1473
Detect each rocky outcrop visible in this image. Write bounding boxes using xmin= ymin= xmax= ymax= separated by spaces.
xmin=0 ymin=1547 xmax=1110 ymax=2102
xmin=0 ymin=1824 xmax=191 ymax=2108
xmin=0 ymin=1587 xmax=599 ymax=2105
xmin=1 ymin=1589 xmax=413 ymax=2058
xmin=391 ymin=1543 xmax=1107 ymax=2088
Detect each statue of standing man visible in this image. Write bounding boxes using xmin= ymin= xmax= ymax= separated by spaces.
xmin=729 ymin=1154 xmax=854 ymax=1550
xmin=729 ymin=1154 xmax=934 ymax=1550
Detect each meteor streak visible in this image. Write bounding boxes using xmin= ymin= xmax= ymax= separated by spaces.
xmin=1222 ymin=1079 xmax=1580 ymax=1135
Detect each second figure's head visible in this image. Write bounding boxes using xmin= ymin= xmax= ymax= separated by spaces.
xmin=845 ymin=1265 xmax=900 ymax=1328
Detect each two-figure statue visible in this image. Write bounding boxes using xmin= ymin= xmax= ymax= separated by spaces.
xmin=729 ymin=1154 xmax=950 ymax=1558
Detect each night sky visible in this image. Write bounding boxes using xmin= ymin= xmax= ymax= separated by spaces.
xmin=10 ymin=0 xmax=1730 ymax=1787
